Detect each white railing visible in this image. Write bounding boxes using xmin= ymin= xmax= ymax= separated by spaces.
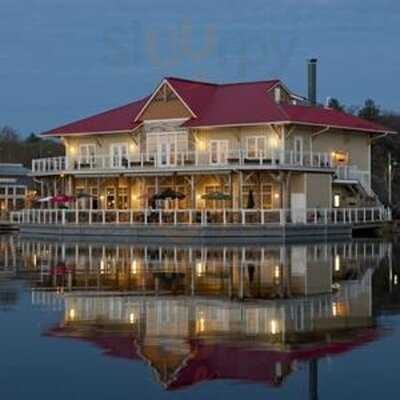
xmin=10 ymin=207 xmax=391 ymax=227
xmin=335 ymin=165 xmax=372 ymax=195
xmin=31 ymin=149 xmax=333 ymax=174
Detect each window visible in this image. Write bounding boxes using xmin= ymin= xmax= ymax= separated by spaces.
xmin=16 ymin=187 xmax=26 ymax=196
xmin=261 ymin=184 xmax=273 ymax=209
xmin=147 ymin=132 xmax=188 ymax=163
xmin=242 ymin=185 xmax=257 ymax=209
xmin=294 ymin=136 xmax=303 ymax=164
xmin=7 ymin=187 xmax=14 ymax=195
xmin=79 ymin=144 xmax=96 ymax=166
xmin=117 ymin=187 xmax=128 ymax=209
xmin=111 ymin=144 xmax=128 ymax=168
xmin=106 ymin=187 xmax=116 ymax=209
xmin=246 ymin=136 xmax=266 ymax=158
xmin=210 ymin=140 xmax=229 ymax=165
xmin=332 ymin=151 xmax=349 ymax=166
xmin=89 ymin=187 xmax=99 ymax=209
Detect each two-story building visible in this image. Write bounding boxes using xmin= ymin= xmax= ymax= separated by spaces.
xmin=18 ymin=70 xmax=395 ymax=236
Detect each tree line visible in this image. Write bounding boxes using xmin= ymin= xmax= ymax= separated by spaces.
xmin=0 ymin=127 xmax=64 ymax=167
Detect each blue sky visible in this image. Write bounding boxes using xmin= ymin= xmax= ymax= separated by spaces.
xmin=0 ymin=0 xmax=399 ymax=134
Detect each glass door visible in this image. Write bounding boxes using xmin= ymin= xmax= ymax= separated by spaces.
xmin=111 ymin=144 xmax=128 ymax=168
xmin=158 ymin=137 xmax=176 ymax=167
xmin=210 ymin=140 xmax=228 ymax=165
xmin=79 ymin=144 xmax=96 ymax=167
xmin=293 ymin=136 xmax=303 ymax=165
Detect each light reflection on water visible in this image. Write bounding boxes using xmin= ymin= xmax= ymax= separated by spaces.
xmin=0 ymin=235 xmax=399 ymax=399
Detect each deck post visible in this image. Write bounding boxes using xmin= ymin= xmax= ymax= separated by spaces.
xmin=75 ymin=208 xmax=79 ymax=224
xmin=280 ymin=209 xmax=285 ymax=225
xmin=62 ymin=209 xmax=66 ymax=225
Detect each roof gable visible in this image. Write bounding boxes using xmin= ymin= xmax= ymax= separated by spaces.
xmin=134 ymin=79 xmax=197 ymax=122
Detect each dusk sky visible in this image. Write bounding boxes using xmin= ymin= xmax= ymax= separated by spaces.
xmin=1 ymin=0 xmax=399 ymax=134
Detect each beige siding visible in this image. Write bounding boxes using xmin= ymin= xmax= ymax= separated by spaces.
xmin=312 ymin=130 xmax=370 ymax=170
xmin=141 ymin=98 xmax=191 ymax=120
xmin=194 ymin=125 xmax=282 ymax=153
xmin=64 ymin=133 xmax=139 ymax=159
xmin=306 ymin=173 xmax=331 ymax=208
xmin=285 ymin=126 xmax=313 ymax=154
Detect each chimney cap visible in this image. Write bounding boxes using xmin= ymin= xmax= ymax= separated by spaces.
xmin=308 ymin=58 xmax=318 ymax=63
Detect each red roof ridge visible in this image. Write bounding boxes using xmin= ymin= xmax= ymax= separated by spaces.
xmin=165 ymin=76 xmax=218 ymax=87
xmin=218 ymin=79 xmax=281 ymax=87
xmin=166 ymin=76 xmax=281 ymax=88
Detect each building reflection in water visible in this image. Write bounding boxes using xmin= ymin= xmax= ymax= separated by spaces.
xmin=0 ymin=236 xmax=395 ymax=396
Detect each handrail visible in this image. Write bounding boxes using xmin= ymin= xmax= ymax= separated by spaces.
xmin=31 ymin=149 xmax=334 ymax=173
xmin=10 ymin=207 xmax=391 ymax=227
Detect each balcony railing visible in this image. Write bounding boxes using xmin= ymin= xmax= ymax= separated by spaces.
xmin=335 ymin=166 xmax=372 ymax=195
xmin=31 ymin=149 xmax=333 ymax=174
xmin=11 ymin=207 xmax=390 ymax=227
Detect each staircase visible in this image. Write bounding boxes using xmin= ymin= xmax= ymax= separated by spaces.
xmin=335 ymin=166 xmax=382 ymax=206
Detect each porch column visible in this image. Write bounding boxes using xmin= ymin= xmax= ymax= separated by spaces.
xmin=114 ymin=177 xmax=119 ymax=209
xmin=67 ymin=176 xmax=73 ymax=196
xmin=239 ymin=171 xmax=243 ymax=209
xmin=191 ymin=175 xmax=195 ymax=208
xmin=128 ymin=177 xmax=133 ymax=209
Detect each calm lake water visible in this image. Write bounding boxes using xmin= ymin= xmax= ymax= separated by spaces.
xmin=1 ymin=234 xmax=400 ymax=399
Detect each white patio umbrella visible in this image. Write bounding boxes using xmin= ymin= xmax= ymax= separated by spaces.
xmin=36 ymin=196 xmax=53 ymax=203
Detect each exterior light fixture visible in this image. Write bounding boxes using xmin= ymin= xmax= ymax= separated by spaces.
xmin=69 ymin=308 xmax=76 ymax=320
xmin=334 ymin=194 xmax=340 ymax=208
xmin=131 ymin=259 xmax=137 ymax=274
xmin=334 ymin=254 xmax=340 ymax=272
xmin=270 ymin=319 xmax=278 ymax=335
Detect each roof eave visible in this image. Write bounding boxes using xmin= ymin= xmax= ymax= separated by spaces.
xmin=39 ymin=128 xmax=138 ymax=138
xmin=184 ymin=120 xmax=396 ymax=134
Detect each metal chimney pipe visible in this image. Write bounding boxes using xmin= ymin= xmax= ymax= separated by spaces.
xmin=308 ymin=58 xmax=318 ymax=105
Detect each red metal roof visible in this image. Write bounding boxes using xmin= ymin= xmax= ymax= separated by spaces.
xmin=42 ymin=76 xmax=394 ymax=136
xmin=280 ymin=103 xmax=390 ymax=133
xmin=43 ymin=97 xmax=148 ymax=136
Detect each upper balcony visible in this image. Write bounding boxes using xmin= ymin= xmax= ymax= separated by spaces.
xmin=31 ymin=149 xmax=334 ymax=176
